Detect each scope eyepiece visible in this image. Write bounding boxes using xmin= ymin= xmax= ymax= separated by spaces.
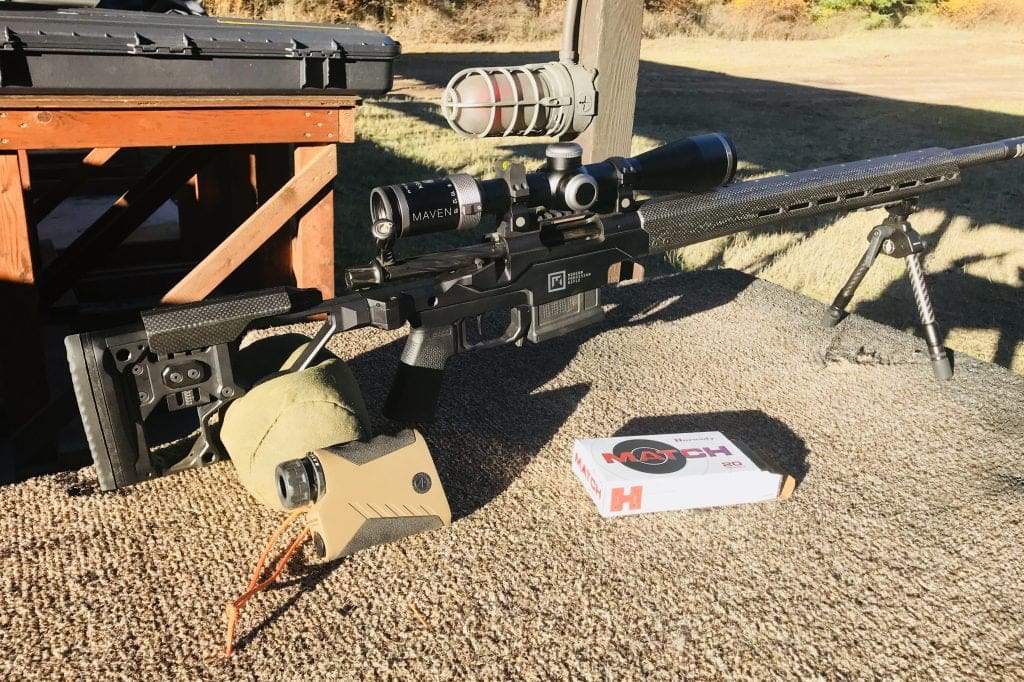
xmin=370 ymin=173 xmax=484 ymax=239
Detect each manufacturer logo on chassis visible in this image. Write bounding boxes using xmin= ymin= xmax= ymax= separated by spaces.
xmin=548 ymin=270 xmax=566 ymax=292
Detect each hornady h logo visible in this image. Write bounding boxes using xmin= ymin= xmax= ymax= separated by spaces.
xmin=603 ymin=438 xmax=734 ymax=475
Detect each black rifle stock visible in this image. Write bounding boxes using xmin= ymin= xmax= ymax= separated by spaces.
xmin=64 ymin=135 xmax=1024 ymax=490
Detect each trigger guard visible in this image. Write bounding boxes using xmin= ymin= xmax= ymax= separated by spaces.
xmin=459 ymin=305 xmax=532 ymax=351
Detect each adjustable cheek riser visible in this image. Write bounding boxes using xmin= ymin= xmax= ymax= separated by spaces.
xmin=277 ymin=430 xmax=451 ymax=562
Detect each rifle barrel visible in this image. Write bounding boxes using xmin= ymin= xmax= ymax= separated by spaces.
xmin=950 ymin=136 xmax=1024 ymax=167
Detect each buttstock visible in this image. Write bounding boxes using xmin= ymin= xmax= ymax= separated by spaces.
xmin=141 ymin=286 xmax=323 ymax=354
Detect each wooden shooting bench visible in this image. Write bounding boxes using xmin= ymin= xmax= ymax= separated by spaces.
xmin=0 ymin=94 xmax=357 ymax=431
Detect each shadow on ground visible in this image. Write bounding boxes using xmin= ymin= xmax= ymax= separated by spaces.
xmin=207 ymin=271 xmax=760 ymax=652
xmin=857 ymin=261 xmax=1024 ymax=369
xmin=345 ymin=270 xmax=754 ymax=521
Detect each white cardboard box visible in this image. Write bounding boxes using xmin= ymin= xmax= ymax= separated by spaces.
xmin=572 ymin=431 xmax=795 ymax=518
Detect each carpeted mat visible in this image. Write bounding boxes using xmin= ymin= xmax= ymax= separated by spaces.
xmin=2 ymin=270 xmax=1021 ymax=680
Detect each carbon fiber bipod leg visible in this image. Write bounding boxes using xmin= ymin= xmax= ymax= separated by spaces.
xmin=824 ymin=221 xmax=895 ymax=327
xmin=904 ymin=251 xmax=953 ymax=380
xmin=825 ymin=199 xmax=952 ymax=381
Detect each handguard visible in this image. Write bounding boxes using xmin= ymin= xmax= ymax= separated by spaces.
xmin=275 ymin=430 xmax=451 ymax=561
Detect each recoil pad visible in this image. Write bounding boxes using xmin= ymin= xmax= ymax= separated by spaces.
xmin=276 ymin=429 xmax=451 ymax=561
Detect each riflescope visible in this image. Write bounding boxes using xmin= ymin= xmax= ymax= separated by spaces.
xmin=369 ymin=132 xmax=737 ymax=240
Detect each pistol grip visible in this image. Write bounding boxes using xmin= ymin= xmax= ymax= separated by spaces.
xmin=383 ymin=325 xmax=458 ymax=423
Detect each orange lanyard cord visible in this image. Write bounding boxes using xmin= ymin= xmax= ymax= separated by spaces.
xmin=224 ymin=506 xmax=313 ymax=658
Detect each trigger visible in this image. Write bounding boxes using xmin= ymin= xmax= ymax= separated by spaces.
xmin=506 ymin=307 xmax=530 ymax=346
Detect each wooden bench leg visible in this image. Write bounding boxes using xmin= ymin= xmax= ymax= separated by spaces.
xmin=0 ymin=151 xmax=48 ymax=431
xmin=608 ymin=261 xmax=645 ymax=284
xmin=293 ymin=144 xmax=336 ymax=298
xmin=251 ymin=144 xmax=296 ymax=287
xmin=180 ymin=145 xmax=275 ymax=290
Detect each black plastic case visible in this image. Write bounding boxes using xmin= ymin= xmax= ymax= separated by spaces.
xmin=0 ymin=8 xmax=399 ymax=95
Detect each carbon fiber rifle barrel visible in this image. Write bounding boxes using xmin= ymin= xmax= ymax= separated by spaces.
xmin=637 ymin=136 xmax=1024 ymax=254
xmin=951 ymin=136 xmax=1024 ymax=167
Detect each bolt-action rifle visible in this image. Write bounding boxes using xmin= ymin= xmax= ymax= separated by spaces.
xmin=65 ymin=134 xmax=1024 ymax=491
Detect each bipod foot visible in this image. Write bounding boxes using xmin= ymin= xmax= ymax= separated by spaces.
xmin=905 ymin=252 xmax=952 ymax=380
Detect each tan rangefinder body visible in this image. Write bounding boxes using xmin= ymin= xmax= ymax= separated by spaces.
xmin=276 ymin=430 xmax=451 ymax=561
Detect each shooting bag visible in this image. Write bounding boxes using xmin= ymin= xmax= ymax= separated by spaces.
xmin=0 ymin=8 xmax=399 ymax=95
xmin=223 ymin=334 xmax=370 ymax=511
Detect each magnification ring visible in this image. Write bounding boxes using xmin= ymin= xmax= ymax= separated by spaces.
xmin=447 ymin=173 xmax=483 ymax=230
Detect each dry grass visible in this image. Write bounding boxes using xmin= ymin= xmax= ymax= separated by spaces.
xmin=712 ymin=0 xmax=820 ymax=39
xmin=202 ymin=1 xmax=1024 ymax=39
xmin=939 ymin=0 xmax=1024 ymax=25
xmin=205 ymin=0 xmax=568 ymax=42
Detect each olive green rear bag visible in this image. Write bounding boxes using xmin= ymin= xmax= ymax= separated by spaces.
xmin=221 ymin=334 xmax=370 ymax=511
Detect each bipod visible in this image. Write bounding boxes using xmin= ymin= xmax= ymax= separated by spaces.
xmin=824 ymin=199 xmax=953 ymax=381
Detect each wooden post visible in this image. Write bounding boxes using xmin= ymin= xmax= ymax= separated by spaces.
xmin=575 ymin=0 xmax=643 ymax=163
xmin=163 ymin=144 xmax=337 ymax=303
xmin=179 ymin=146 xmax=275 ymax=290
xmin=181 ymin=147 xmax=256 ymax=258
xmin=292 ymin=144 xmax=336 ymax=298
xmin=575 ymin=0 xmax=644 ymax=284
xmin=251 ymin=144 xmax=297 ymax=287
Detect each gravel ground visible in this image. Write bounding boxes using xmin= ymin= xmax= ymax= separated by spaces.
xmin=2 ymin=270 xmax=1022 ymax=680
